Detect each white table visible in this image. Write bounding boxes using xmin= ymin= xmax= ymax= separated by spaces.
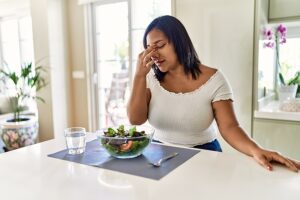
xmin=0 ymin=134 xmax=299 ymax=200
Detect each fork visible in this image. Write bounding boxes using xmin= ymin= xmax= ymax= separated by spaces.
xmin=150 ymin=152 xmax=179 ymax=167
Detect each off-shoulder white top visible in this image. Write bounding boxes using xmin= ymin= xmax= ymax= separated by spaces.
xmin=146 ymin=70 xmax=233 ymax=147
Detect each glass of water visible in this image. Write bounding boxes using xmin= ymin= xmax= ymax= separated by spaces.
xmin=64 ymin=127 xmax=86 ymax=155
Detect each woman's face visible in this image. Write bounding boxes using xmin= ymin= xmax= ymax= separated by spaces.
xmin=146 ymin=28 xmax=179 ymax=72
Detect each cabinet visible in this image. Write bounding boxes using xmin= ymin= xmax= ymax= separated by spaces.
xmin=253 ymin=118 xmax=300 ymax=160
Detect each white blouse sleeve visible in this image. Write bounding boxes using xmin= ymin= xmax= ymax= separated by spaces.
xmin=212 ymin=71 xmax=234 ymax=102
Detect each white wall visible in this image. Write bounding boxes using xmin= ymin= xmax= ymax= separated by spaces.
xmin=30 ymin=0 xmax=54 ymax=141
xmin=66 ymin=0 xmax=89 ymax=130
xmin=175 ymin=0 xmax=255 ymax=152
xmin=30 ymin=0 xmax=73 ymax=141
xmin=29 ymin=0 xmax=90 ymax=141
xmin=47 ymin=0 xmax=72 ymax=140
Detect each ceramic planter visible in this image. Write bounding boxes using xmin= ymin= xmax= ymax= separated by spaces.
xmin=278 ymin=85 xmax=298 ymax=102
xmin=0 ymin=115 xmax=38 ymax=151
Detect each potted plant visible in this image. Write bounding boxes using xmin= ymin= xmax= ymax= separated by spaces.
xmin=263 ymin=24 xmax=299 ymax=101
xmin=0 ymin=62 xmax=47 ymax=151
xmin=278 ymin=71 xmax=300 ymax=101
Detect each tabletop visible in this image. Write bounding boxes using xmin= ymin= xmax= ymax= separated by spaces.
xmin=0 ymin=134 xmax=299 ymax=200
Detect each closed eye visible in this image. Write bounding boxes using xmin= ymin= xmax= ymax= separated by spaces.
xmin=156 ymin=43 xmax=166 ymax=49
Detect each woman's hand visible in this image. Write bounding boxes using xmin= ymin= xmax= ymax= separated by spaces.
xmin=135 ymin=45 xmax=157 ymax=77
xmin=251 ymin=148 xmax=300 ymax=172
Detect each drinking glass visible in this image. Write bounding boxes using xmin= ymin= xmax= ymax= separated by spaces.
xmin=64 ymin=127 xmax=86 ymax=155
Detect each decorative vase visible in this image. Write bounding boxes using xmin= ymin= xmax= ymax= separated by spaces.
xmin=0 ymin=115 xmax=38 ymax=151
xmin=278 ymin=84 xmax=298 ymax=102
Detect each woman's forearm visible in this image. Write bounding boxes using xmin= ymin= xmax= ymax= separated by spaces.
xmin=221 ymin=126 xmax=261 ymax=156
xmin=127 ymin=75 xmax=149 ymax=125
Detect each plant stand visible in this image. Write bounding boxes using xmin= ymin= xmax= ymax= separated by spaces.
xmin=0 ymin=115 xmax=38 ymax=151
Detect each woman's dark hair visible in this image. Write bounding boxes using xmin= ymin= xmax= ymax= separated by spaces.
xmin=143 ymin=15 xmax=201 ymax=81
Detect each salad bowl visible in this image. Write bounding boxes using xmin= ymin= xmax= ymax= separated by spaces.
xmin=97 ymin=125 xmax=154 ymax=159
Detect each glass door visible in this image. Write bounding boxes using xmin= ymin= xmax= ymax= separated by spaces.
xmin=91 ymin=0 xmax=172 ymax=129
xmin=93 ymin=1 xmax=129 ymax=128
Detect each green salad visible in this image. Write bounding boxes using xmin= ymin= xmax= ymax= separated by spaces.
xmin=100 ymin=125 xmax=151 ymax=158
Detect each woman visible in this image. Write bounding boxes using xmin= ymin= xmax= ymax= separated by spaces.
xmin=127 ymin=15 xmax=300 ymax=172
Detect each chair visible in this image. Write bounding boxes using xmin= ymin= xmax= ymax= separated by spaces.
xmin=105 ymin=71 xmax=129 ymax=126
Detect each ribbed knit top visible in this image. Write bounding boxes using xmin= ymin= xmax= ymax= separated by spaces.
xmin=146 ymin=70 xmax=233 ymax=147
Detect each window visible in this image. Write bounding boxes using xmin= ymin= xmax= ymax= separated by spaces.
xmin=258 ymin=39 xmax=275 ymax=97
xmin=90 ymin=0 xmax=172 ymax=128
xmin=280 ymin=29 xmax=300 ymax=82
xmin=258 ymin=22 xmax=300 ymax=99
xmin=0 ymin=16 xmax=34 ymax=73
xmin=0 ymin=14 xmax=35 ymax=95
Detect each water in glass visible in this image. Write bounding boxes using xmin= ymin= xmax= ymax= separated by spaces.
xmin=65 ymin=128 xmax=86 ymax=155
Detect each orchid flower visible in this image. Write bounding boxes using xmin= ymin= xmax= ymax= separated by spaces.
xmin=262 ymin=24 xmax=287 ymax=85
xmin=263 ymin=24 xmax=287 ymax=48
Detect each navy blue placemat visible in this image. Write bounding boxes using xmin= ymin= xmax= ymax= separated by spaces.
xmin=48 ymin=139 xmax=200 ymax=180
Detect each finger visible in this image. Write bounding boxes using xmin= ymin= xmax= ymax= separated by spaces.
xmin=271 ymin=154 xmax=298 ymax=172
xmin=143 ymin=49 xmax=157 ymax=63
xmin=143 ymin=56 xmax=152 ymax=65
xmin=256 ymin=155 xmax=273 ymax=171
xmin=286 ymin=160 xmax=299 ymax=172
xmin=287 ymin=159 xmax=300 ymax=171
xmin=290 ymin=159 xmax=300 ymax=170
xmin=145 ymin=60 xmax=154 ymax=68
xmin=138 ymin=50 xmax=150 ymax=62
xmin=143 ymin=45 xmax=156 ymax=57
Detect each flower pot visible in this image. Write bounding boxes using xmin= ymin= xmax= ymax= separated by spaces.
xmin=278 ymin=85 xmax=298 ymax=102
xmin=0 ymin=115 xmax=38 ymax=151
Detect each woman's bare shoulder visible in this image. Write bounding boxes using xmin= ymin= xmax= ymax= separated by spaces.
xmin=199 ymin=64 xmax=218 ymax=77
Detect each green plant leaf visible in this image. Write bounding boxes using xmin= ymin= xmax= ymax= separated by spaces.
xmin=279 ymin=73 xmax=286 ymax=85
xmin=287 ymin=71 xmax=300 ymax=85
xmin=35 ymin=96 xmax=45 ymax=103
xmin=0 ymin=61 xmax=48 ymax=121
xmin=129 ymin=126 xmax=136 ymax=137
xmin=107 ymin=128 xmax=116 ymax=137
xmin=21 ymin=63 xmax=32 ymax=78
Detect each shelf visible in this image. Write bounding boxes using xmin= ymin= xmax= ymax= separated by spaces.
xmin=254 ymin=100 xmax=300 ymax=122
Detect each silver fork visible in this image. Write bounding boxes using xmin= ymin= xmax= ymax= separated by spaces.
xmin=150 ymin=152 xmax=179 ymax=167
